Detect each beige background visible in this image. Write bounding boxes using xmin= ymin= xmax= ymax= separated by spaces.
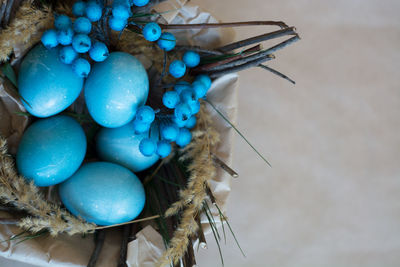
xmin=193 ymin=0 xmax=400 ymax=266
xmin=1 ymin=0 xmax=400 ymax=266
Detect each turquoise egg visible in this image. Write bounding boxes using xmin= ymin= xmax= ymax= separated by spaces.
xmin=84 ymin=52 xmax=149 ymax=128
xmin=18 ymin=44 xmax=84 ymax=118
xmin=96 ymin=122 xmax=160 ymax=172
xmin=59 ymin=162 xmax=146 ymax=225
xmin=16 ymin=115 xmax=87 ymax=187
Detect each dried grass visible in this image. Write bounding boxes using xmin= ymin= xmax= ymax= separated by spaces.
xmin=157 ymin=102 xmax=220 ymax=266
xmin=0 ymin=136 xmax=96 ymax=236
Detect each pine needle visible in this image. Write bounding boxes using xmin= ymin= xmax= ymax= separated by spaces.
xmin=205 ymin=99 xmax=272 ymax=167
xmin=215 ymin=204 xmax=246 ymax=258
xmin=203 ymin=205 xmax=224 ymax=266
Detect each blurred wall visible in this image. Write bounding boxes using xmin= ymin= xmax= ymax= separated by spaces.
xmin=193 ymin=0 xmax=400 ymax=266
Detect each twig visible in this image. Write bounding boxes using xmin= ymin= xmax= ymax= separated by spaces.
xmin=0 ymin=218 xmax=19 ymax=224
xmin=205 ymin=185 xmax=216 ymax=205
xmin=174 ymin=45 xmax=224 ymax=56
xmin=217 ymin=27 xmax=296 ymax=53
xmin=87 ymin=230 xmax=106 ymax=267
xmin=211 ymin=154 xmax=239 ymax=178
xmin=258 ymin=64 xmax=296 ymax=84
xmin=117 ymin=225 xmax=130 ymax=267
xmin=194 ymin=45 xmax=261 ymax=72
xmin=195 ymin=215 xmax=207 ymax=250
xmin=204 ymin=50 xmax=274 ymax=72
xmin=207 ymin=55 xmax=274 ymax=78
xmin=187 ymin=239 xmax=196 ymax=267
xmin=95 ymin=215 xmax=160 ymax=230
xmin=262 ymin=35 xmax=300 ymax=55
xmin=159 ymin=21 xmax=288 ymax=30
xmin=143 ymin=159 xmax=166 ymax=185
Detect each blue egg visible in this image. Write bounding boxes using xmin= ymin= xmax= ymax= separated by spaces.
xmin=18 ymin=44 xmax=84 ymax=117
xmin=85 ymin=52 xmax=149 ymax=128
xmin=16 ymin=115 xmax=86 ymax=187
xmin=59 ymin=162 xmax=146 ymax=225
xmin=182 ymin=51 xmax=200 ymax=68
xmin=96 ymin=122 xmax=159 ymax=172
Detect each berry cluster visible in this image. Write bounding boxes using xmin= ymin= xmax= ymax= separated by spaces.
xmin=137 ymin=73 xmax=211 ymax=158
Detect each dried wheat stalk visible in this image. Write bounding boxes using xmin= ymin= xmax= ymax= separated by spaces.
xmin=157 ymin=103 xmax=220 ymax=266
xmin=0 ymin=136 xmax=96 ymax=236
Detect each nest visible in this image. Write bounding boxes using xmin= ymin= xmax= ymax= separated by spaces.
xmin=0 ymin=0 xmax=299 ymax=266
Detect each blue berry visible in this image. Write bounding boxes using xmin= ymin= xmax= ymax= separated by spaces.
xmin=180 ymin=88 xmax=197 ymax=105
xmin=132 ymin=0 xmax=149 ymax=6
xmin=157 ymin=32 xmax=176 ymax=51
xmin=89 ymin=41 xmax=109 ymax=62
xmin=59 ymin=46 xmax=78 ymax=64
xmin=72 ymin=1 xmax=87 ymax=17
xmin=86 ymin=2 xmax=102 ymax=22
xmin=161 ymin=123 xmax=179 ymax=141
xmin=54 ymin=14 xmax=72 ymax=30
xmin=73 ymin=17 xmax=92 ymax=34
xmin=169 ymin=60 xmax=186 ymax=78
xmin=162 ymin=91 xmax=180 ymax=109
xmin=188 ymin=100 xmax=201 ymax=115
xmin=136 ymin=105 xmax=155 ymax=123
xmin=156 ymin=140 xmax=171 ymax=158
xmin=174 ymin=81 xmax=191 ymax=94
xmin=174 ymin=103 xmax=192 ymax=121
xmin=112 ymin=4 xmax=131 ymax=20
xmin=185 ymin=115 xmax=197 ymax=129
xmin=72 ymin=58 xmax=91 ymax=78
xmin=172 ymin=115 xmax=187 ymax=128
xmin=192 ymin=80 xmax=207 ymax=99
xmin=139 ymin=138 xmax=156 ymax=156
xmin=41 ymin=29 xmax=59 ymax=49
xmin=132 ymin=119 xmax=150 ymax=134
xmin=72 ymin=34 xmax=91 ymax=53
xmin=176 ymin=128 xmax=192 ymax=147
xmin=195 ymin=74 xmax=212 ymax=90
xmin=109 ymin=16 xmax=127 ymax=31
xmin=57 ymin=27 xmax=74 ymax=45
xmin=142 ymin=22 xmax=162 ymax=42
xmin=182 ymin=51 xmax=200 ymax=68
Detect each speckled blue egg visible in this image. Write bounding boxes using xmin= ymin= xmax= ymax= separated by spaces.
xmin=18 ymin=44 xmax=84 ymax=117
xmin=59 ymin=162 xmax=146 ymax=225
xmin=84 ymin=52 xmax=149 ymax=128
xmin=16 ymin=115 xmax=87 ymax=187
xmin=96 ymin=122 xmax=159 ymax=172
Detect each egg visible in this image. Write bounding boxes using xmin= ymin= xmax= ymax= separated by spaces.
xmin=84 ymin=52 xmax=149 ymax=128
xmin=96 ymin=121 xmax=160 ymax=172
xmin=16 ymin=115 xmax=87 ymax=187
xmin=18 ymin=44 xmax=84 ymax=118
xmin=59 ymin=162 xmax=146 ymax=225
